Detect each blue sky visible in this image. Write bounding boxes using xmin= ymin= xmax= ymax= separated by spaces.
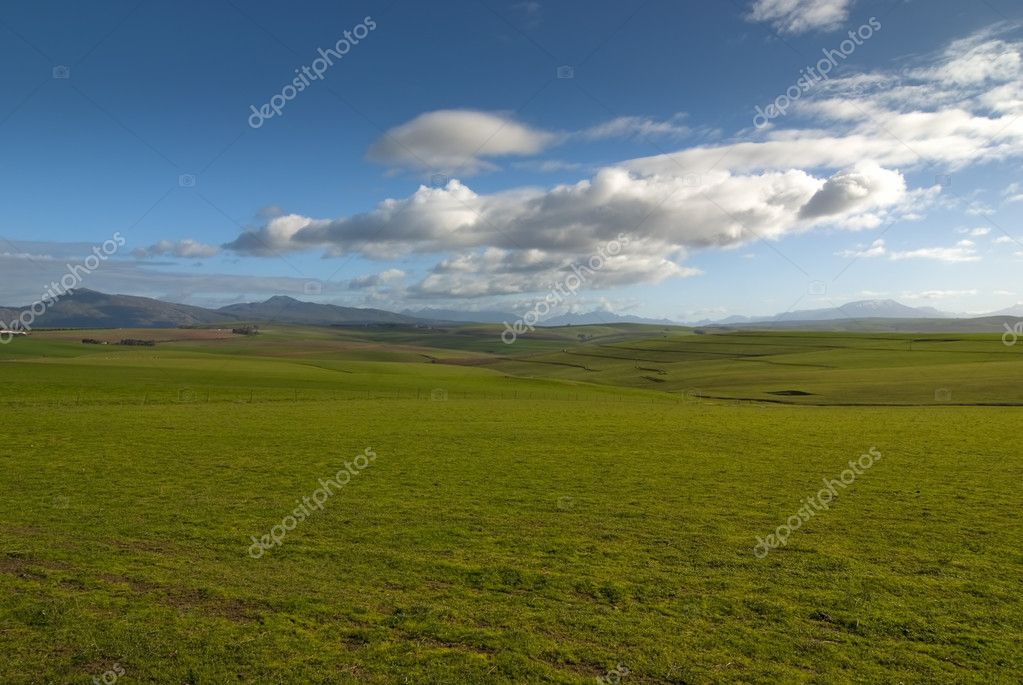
xmin=2 ymin=0 xmax=1022 ymax=320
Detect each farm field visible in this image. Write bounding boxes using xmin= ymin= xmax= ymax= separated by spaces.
xmin=1 ymin=325 xmax=1021 ymax=683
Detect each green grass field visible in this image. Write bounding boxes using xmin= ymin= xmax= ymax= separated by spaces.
xmin=1 ymin=324 xmax=1021 ymax=683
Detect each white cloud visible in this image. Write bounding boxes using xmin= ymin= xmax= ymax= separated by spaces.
xmin=132 ymin=239 xmax=220 ymax=259
xmin=580 ymin=114 xmax=692 ymax=141
xmin=1004 ymin=182 xmax=1023 ymax=203
xmin=511 ymin=159 xmax=588 ymax=173
xmin=408 ymin=248 xmax=699 ymax=300
xmin=799 ymin=162 xmax=906 ymax=220
xmin=890 ymin=240 xmax=980 ymax=263
xmin=0 ymin=251 xmax=54 ymax=261
xmin=511 ymin=1 xmax=542 ymax=26
xmin=910 ymin=31 xmax=1022 ymax=87
xmin=364 ymin=110 xmax=704 ymax=176
xmin=957 ymin=226 xmax=991 ymax=236
xmin=348 ymin=269 xmax=406 ymax=290
xmin=747 ymin=0 xmax=854 ymax=35
xmin=901 ymin=289 xmax=978 ymax=300
xmin=836 ymin=238 xmax=886 ymax=258
xmin=239 ymin=160 xmax=913 ymax=256
xmin=512 ymin=1 xmax=541 ymax=15
xmin=839 ymin=238 xmax=981 ymax=263
xmin=366 ymin=110 xmax=556 ymax=175
xmin=690 ymin=31 xmax=1023 ymax=176
xmin=0 ymin=249 xmax=340 ymax=307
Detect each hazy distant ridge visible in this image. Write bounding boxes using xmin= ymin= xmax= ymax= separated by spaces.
xmin=2 ymin=290 xmax=1022 ymax=331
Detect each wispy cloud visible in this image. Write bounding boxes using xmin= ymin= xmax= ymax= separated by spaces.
xmin=1004 ymin=182 xmax=1023 ymax=204
xmin=0 ymin=249 xmax=338 ymax=307
xmin=348 ymin=269 xmax=406 ymax=290
xmin=901 ymin=289 xmax=978 ymax=301
xmin=746 ymin=0 xmax=855 ymax=35
xmin=511 ymin=1 xmax=542 ymax=27
xmin=838 ymin=238 xmax=981 ymax=262
xmin=836 ymin=238 xmax=886 ymax=258
xmin=579 ymin=114 xmax=692 ymax=141
xmin=890 ymin=240 xmax=980 ymax=263
xmin=510 ymin=159 xmax=589 ymax=173
xmin=132 ymin=239 xmax=221 ymax=259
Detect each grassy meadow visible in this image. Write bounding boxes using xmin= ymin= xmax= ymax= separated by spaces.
xmin=1 ymin=324 xmax=1021 ymax=683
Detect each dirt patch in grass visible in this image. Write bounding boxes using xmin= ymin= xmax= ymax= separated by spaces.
xmin=0 ymin=553 xmax=72 ymax=578
xmin=94 ymin=572 xmax=266 ymax=622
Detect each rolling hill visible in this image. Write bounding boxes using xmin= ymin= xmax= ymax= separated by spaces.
xmin=0 ymin=289 xmax=229 ymax=329
xmin=218 ymin=296 xmax=422 ymax=325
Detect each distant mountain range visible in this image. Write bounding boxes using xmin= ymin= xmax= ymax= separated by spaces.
xmin=688 ymin=299 xmax=951 ymax=325
xmin=402 ymin=307 xmax=679 ymax=327
xmin=988 ymin=303 xmax=1023 ymax=317
xmin=539 ymin=310 xmax=679 ymax=326
xmin=1 ymin=290 xmax=1021 ymax=332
